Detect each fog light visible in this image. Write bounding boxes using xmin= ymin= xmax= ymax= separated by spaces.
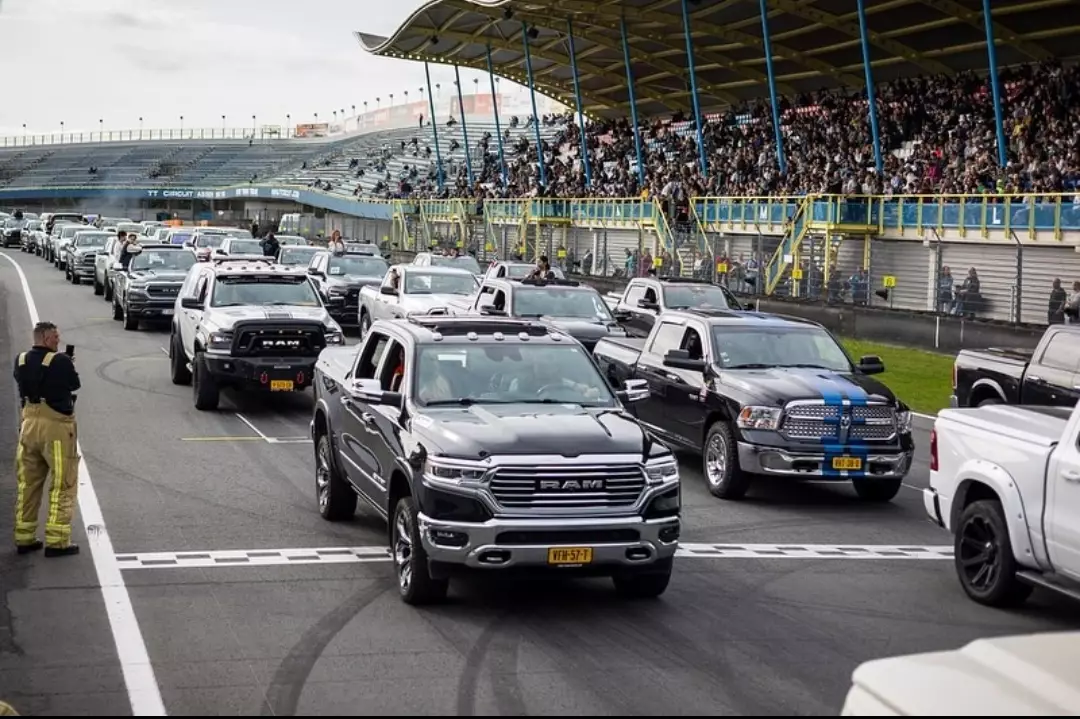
xmin=430 ymin=529 xmax=468 ymax=547
xmin=658 ymin=524 xmax=680 ymax=543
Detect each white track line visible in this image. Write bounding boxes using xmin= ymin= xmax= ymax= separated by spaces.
xmin=233 ymin=412 xmax=270 ymax=441
xmin=113 ymin=542 xmax=954 ymax=569
xmin=0 ymin=252 xmax=167 ymax=715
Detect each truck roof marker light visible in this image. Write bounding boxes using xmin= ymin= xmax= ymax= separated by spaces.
xmin=467 ymin=332 xmax=479 ymax=341
xmin=493 ymin=332 xmax=505 ymax=341
xmin=518 ymin=332 xmax=530 ymax=341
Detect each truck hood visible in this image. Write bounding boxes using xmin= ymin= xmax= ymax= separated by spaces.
xmin=404 ymin=293 xmax=473 ymax=312
xmin=128 ymin=268 xmax=188 ymax=282
xmin=845 ymin=630 xmax=1080 ymax=715
xmin=414 ymin=404 xmax=655 ymax=458
xmin=528 ymin=316 xmax=625 ymax=342
xmin=938 ymin=404 xmax=1070 ymax=448
xmin=717 ymin=366 xmax=897 ymax=406
xmin=206 ymin=305 xmax=333 ymax=327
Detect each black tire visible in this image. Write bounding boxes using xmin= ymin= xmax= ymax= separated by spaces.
xmin=69 ymin=269 xmax=79 ymax=285
xmin=391 ymin=495 xmax=448 ymax=605
xmin=852 ymin=478 xmax=902 ymax=502
xmin=192 ymin=351 xmax=221 ymax=411
xmin=112 ymin=295 xmax=123 ymax=320
xmin=104 ymin=280 xmax=113 ymax=302
xmin=702 ymin=422 xmax=753 ymax=499
xmin=359 ymin=311 xmax=371 ymax=337
xmin=977 ymin=397 xmax=1002 ymax=407
xmin=613 ymin=557 xmax=673 ymax=599
xmin=93 ymin=277 xmax=103 ymax=296
xmin=169 ymin=332 xmax=191 ymax=385
xmin=315 ymin=433 xmax=356 ymax=521
xmin=955 ymin=499 xmax=1033 ymax=607
xmin=122 ymin=304 xmax=139 ymax=331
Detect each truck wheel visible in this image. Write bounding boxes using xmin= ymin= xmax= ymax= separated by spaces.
xmin=104 ymin=281 xmax=113 ymax=302
xmin=852 ymin=478 xmax=902 ymax=502
xmin=169 ymin=332 xmax=191 ymax=385
xmin=391 ymin=495 xmax=448 ymax=605
xmin=93 ymin=277 xmax=103 ymax=295
xmin=192 ymin=352 xmax=221 ymax=411
xmin=613 ymin=557 xmax=673 ymax=599
xmin=111 ymin=295 xmax=123 ymax=321
xmin=315 ymin=433 xmax=356 ymax=521
xmin=122 ymin=304 xmax=139 ymax=331
xmin=955 ymin=499 xmax=1033 ymax=607
xmin=359 ymin=312 xmax=371 ymax=337
xmin=703 ymin=422 xmax=753 ymax=500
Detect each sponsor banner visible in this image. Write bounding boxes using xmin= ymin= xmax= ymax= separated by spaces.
xmin=295 ymin=122 xmax=330 ymax=138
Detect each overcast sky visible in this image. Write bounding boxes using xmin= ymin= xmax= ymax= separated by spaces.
xmin=0 ymin=0 xmax=532 ymax=135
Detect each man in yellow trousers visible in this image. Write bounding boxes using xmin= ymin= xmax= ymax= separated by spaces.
xmin=13 ymin=321 xmax=81 ymax=557
xmin=0 ymin=700 xmax=18 ymax=715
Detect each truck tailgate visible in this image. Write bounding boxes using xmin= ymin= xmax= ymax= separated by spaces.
xmin=940 ymin=404 xmax=1070 ymax=448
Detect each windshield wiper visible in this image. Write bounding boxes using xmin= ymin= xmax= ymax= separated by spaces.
xmin=423 ymin=398 xmax=513 ymax=406
xmin=725 ymin=363 xmax=774 ymax=369
xmin=778 ymin=363 xmax=834 ymax=370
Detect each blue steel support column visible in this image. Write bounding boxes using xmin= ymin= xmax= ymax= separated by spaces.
xmin=423 ymin=61 xmax=444 ymax=190
xmin=856 ymin=0 xmax=883 ymax=174
xmin=566 ymin=18 xmax=592 ymax=187
xmin=981 ymin=0 xmax=1008 ymax=168
xmin=485 ymin=45 xmax=508 ymax=188
xmin=680 ymin=0 xmax=708 ymax=175
xmin=619 ymin=17 xmax=646 ymax=188
xmin=521 ymin=23 xmax=547 ymax=188
xmin=453 ymin=65 xmax=474 ymax=186
xmin=758 ymin=0 xmax=786 ymax=174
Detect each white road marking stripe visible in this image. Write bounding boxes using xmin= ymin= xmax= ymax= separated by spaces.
xmin=114 ymin=543 xmax=954 ymax=569
xmin=233 ymin=412 xmax=270 ymax=441
xmin=158 ymin=346 xmax=168 ymax=356
xmin=0 ymin=252 xmax=167 ymax=716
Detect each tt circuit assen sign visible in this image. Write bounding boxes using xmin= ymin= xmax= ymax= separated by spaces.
xmin=0 ymin=184 xmax=392 ymax=220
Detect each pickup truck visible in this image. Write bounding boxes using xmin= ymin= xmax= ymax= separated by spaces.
xmin=306 ymin=249 xmax=389 ymax=329
xmin=925 ymin=399 xmax=1080 ymax=607
xmin=604 ymin=276 xmax=748 ymax=338
xmin=464 ymin=276 xmax=628 ymax=352
xmin=951 ymin=324 xmax=1080 ymax=408
xmin=357 ymin=264 xmax=478 ymax=335
xmin=309 ymin=315 xmax=681 ymax=605
xmin=593 ymin=308 xmax=914 ymax=501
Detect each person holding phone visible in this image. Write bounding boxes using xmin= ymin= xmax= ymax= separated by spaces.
xmin=12 ymin=321 xmax=81 ymax=557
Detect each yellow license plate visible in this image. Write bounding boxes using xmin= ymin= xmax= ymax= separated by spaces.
xmin=270 ymin=380 xmax=294 ymax=392
xmin=832 ymin=456 xmax=863 ymax=471
xmin=547 ymin=547 xmax=593 ymax=566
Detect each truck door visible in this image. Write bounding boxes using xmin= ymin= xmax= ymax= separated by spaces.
xmin=339 ymin=331 xmax=391 ymax=503
xmin=1021 ymin=331 xmax=1080 ymax=407
xmin=1045 ymin=419 xmax=1080 ymax=580
xmin=623 ymin=283 xmax=656 ymax=338
xmin=634 ymin=320 xmax=688 ymax=431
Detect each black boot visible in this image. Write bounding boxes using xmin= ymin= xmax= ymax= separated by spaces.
xmin=16 ymin=540 xmax=43 ymax=555
xmin=44 ymin=544 xmax=80 ymax=557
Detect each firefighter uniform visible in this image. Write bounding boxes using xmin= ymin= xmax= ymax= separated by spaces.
xmin=0 ymin=700 xmax=19 ymax=715
xmin=13 ymin=346 xmax=81 ymax=555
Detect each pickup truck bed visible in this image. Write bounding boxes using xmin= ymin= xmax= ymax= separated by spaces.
xmin=942 ymin=404 xmax=1071 ymax=447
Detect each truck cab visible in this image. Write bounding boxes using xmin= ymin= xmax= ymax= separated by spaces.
xmin=927 ymin=399 xmax=1080 ymax=607
xmin=952 ymin=325 xmax=1080 ymax=408
xmin=604 ymin=276 xmax=747 ymax=338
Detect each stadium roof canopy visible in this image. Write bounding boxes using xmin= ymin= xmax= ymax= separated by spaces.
xmin=355 ymin=0 xmax=1080 ymax=120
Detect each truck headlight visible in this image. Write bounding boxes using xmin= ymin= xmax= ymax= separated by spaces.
xmin=422 ymin=458 xmax=487 ymax=488
xmin=207 ymin=331 xmax=233 ymax=350
xmin=737 ymin=406 xmax=782 ymax=430
xmin=896 ymin=410 xmax=912 ymax=433
xmin=645 ymin=456 xmax=679 ymax=484
xmin=324 ymin=331 xmax=344 ymax=345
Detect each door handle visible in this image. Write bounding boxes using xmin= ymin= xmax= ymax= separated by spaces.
xmin=1063 ymin=470 xmax=1080 ymax=483
xmin=1027 ymin=375 xmax=1042 ymax=383
xmin=360 ymin=412 xmax=376 ymax=424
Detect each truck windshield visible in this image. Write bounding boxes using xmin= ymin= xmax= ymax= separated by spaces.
xmin=431 ymin=255 xmax=482 ymax=274
xmin=279 ymin=247 xmax=319 ymax=266
xmin=228 ymin=239 xmax=263 ymax=255
xmin=514 ymin=287 xmax=615 ymax=320
xmin=663 ymin=284 xmax=732 ymax=310
xmin=329 ymin=255 xmax=388 ymax=277
xmin=414 ymin=343 xmax=617 ymax=408
xmin=130 ymin=250 xmax=196 ymax=272
xmin=712 ymin=327 xmax=852 ymax=371
xmin=211 ymin=276 xmax=321 ymax=307
xmin=405 ymin=272 xmax=476 ymax=294
xmin=73 ymin=234 xmax=109 ymax=247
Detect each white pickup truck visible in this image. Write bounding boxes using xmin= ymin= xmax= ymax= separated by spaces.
xmin=926 ymin=401 xmax=1080 ymax=607
xmin=356 ymin=263 xmax=479 ymax=334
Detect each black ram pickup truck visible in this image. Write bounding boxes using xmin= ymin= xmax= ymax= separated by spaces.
xmin=310 ymin=315 xmax=681 ymax=605
xmin=306 ymin=249 xmax=389 ymax=329
xmin=951 ymin=324 xmax=1080 ymax=408
xmin=593 ymin=309 xmax=914 ymax=502
xmin=603 ymin=276 xmax=748 ymax=338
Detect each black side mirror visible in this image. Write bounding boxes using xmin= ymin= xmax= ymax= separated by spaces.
xmin=180 ymin=296 xmax=201 ymax=310
xmin=380 ymin=285 xmax=398 ymax=296
xmin=858 ymin=355 xmax=885 ymax=375
xmin=612 ymin=309 xmax=631 ymax=321
xmin=637 ymin=298 xmax=659 ymax=311
xmin=663 ymin=348 xmax=706 ymax=371
xmin=480 ymin=305 xmax=506 ymax=316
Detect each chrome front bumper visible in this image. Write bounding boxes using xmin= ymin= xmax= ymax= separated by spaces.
xmin=417 ymin=513 xmax=680 ymax=570
xmin=737 ymin=442 xmax=912 ymax=479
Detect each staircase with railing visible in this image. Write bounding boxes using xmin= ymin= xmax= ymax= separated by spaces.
xmin=763 ymin=197 xmax=811 ymax=295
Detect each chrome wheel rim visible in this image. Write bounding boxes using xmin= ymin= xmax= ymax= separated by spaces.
xmin=394 ymin=510 xmax=413 ymax=592
xmin=704 ymin=433 xmax=727 ymax=488
xmin=315 ymin=439 xmax=330 ymax=511
xmin=959 ymin=515 xmax=999 ymax=592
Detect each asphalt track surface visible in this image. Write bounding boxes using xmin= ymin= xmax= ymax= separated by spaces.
xmin=0 ymin=247 xmax=1077 ymax=716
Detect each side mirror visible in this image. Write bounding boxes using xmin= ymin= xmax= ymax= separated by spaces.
xmin=612 ymin=309 xmax=631 ymax=322
xmin=179 ymin=296 xmax=201 ymax=310
xmin=636 ymin=298 xmax=659 ymax=311
xmin=858 ymin=355 xmax=885 ymax=375
xmin=479 ymin=305 xmax=506 ymax=316
xmin=111 ymin=262 xmax=124 ymax=271
xmin=379 ymin=285 xmax=398 ymax=296
xmin=617 ymin=378 xmax=650 ymax=403
xmin=663 ymin=348 xmax=706 ymax=371
xmin=349 ymin=378 xmax=403 ymax=408
xmin=214 ymin=248 xmax=226 ymax=255
xmin=307 ymin=266 xmax=322 ymax=276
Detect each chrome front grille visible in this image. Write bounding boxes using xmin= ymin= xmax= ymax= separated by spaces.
xmin=781 ymin=401 xmax=897 ymax=441
xmin=147 ymin=283 xmax=181 ymax=297
xmin=489 ymin=465 xmax=646 ymax=509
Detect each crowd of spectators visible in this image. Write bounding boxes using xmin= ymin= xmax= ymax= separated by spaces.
xmin=372 ymin=60 xmax=1079 ymax=202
